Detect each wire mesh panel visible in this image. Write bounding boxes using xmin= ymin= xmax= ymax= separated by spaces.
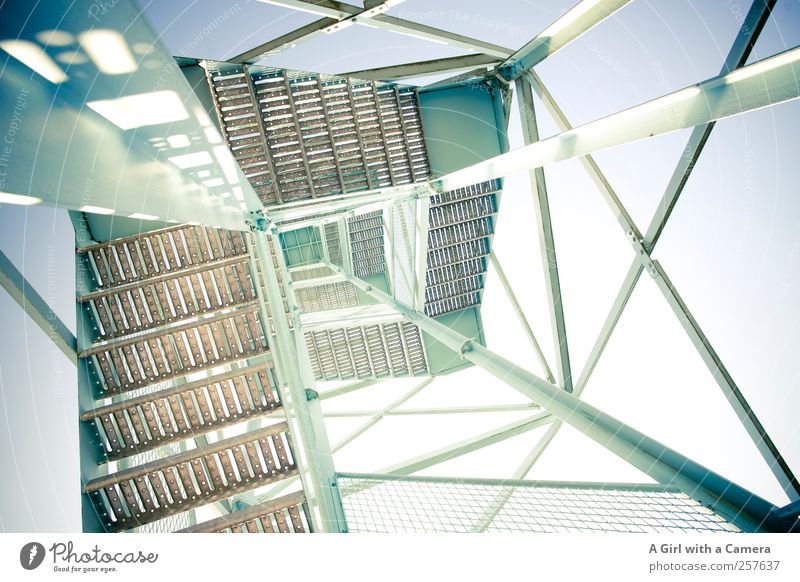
xmin=337 ymin=474 xmax=742 ymax=533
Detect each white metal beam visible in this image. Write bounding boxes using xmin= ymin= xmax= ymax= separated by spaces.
xmin=230 ymin=17 xmax=339 ymax=63
xmin=331 ymin=377 xmax=434 ymax=452
xmin=516 ymin=78 xmax=573 ymax=393
xmin=318 ymin=379 xmax=381 ymax=400
xmin=413 ymin=194 xmax=430 ymax=311
xmin=435 ymin=46 xmax=800 ymax=193
xmin=644 ymin=0 xmax=777 ymax=250
xmin=251 ymin=231 xmax=347 ymax=532
xmin=524 ymin=69 xmax=642 ymax=240
xmin=341 ymin=54 xmax=499 ymax=82
xmin=266 ymin=183 xmax=426 ymax=224
xmin=488 ymin=253 xmax=555 ymax=384
xmin=0 ymin=249 xmax=76 ymax=363
xmin=498 ymin=0 xmax=633 ymax=81
xmin=524 ymin=0 xmax=800 ymax=500
xmin=249 ymin=0 xmax=513 ymax=63
xmin=320 ymin=403 xmax=539 ymax=417
xmin=376 ymin=414 xmax=554 ymax=476
xmin=331 ymin=262 xmax=796 ymax=532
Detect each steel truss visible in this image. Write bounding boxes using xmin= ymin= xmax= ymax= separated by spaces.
xmin=7 ymin=0 xmax=798 ymax=533
xmin=231 ymin=0 xmax=799 ymax=532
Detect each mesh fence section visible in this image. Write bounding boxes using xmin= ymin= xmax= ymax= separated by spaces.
xmin=337 ymin=475 xmax=741 ymax=533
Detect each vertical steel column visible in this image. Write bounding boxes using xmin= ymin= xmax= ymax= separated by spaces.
xmin=330 ymin=262 xmax=795 ymax=533
xmin=488 ymin=253 xmax=555 ymax=384
xmin=413 ymin=192 xmax=431 ymax=311
xmin=251 ymin=228 xmax=347 ymax=532
xmin=519 ymin=0 xmax=799 ymax=500
xmin=515 ymin=78 xmax=573 ymax=393
xmin=319 ymin=222 xmax=330 ymax=264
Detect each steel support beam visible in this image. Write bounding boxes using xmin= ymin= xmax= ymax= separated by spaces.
xmin=318 ymin=379 xmax=381 ymax=400
xmin=330 ymin=262 xmax=796 ymax=532
xmin=498 ymin=0 xmax=633 ymax=81
xmin=426 ymin=66 xmax=497 ymax=88
xmin=488 ymin=254 xmax=555 ymax=384
xmin=230 ymin=17 xmax=339 ymax=63
xmin=471 ymin=420 xmax=562 ymax=532
xmin=331 ymin=377 xmax=433 ymax=453
xmin=321 ymin=403 xmax=539 ymax=417
xmin=644 ymin=0 xmax=777 ymax=251
xmin=246 ymin=1 xmax=513 ymax=64
xmin=0 ymin=249 xmax=77 ymax=364
xmin=520 ymin=0 xmax=800 ymax=500
xmin=435 ymin=46 xmax=800 ymax=193
xmin=251 ymin=230 xmax=347 ymax=532
xmin=650 ymin=260 xmax=800 ymax=499
xmin=773 ymin=499 xmax=800 ymax=521
xmin=515 ymin=78 xmax=573 ymax=392
xmin=413 ymin=194 xmax=430 ymax=311
xmin=267 ymin=183 xmax=425 ymax=225
xmin=524 ymin=69 xmax=642 ymax=240
xmin=376 ymin=414 xmax=554 ymax=476
xmin=342 ymin=54 xmax=499 ymax=82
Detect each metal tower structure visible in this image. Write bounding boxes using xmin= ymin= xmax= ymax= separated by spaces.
xmin=0 ymin=0 xmax=799 ymax=533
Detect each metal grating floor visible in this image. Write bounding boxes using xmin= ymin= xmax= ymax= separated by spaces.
xmin=205 ymin=61 xmax=430 ymax=206
xmin=349 ymin=210 xmax=386 ymax=277
xmin=424 ymin=180 xmax=500 ymax=317
xmin=337 ymin=474 xmax=742 ymax=533
xmin=304 ymin=321 xmax=428 ymax=380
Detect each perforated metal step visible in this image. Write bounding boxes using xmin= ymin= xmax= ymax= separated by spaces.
xmin=179 ymin=491 xmax=311 ymax=533
xmin=82 ymin=363 xmax=281 ymax=461
xmin=81 ymin=304 xmax=268 ymax=395
xmin=295 ymin=280 xmax=358 ymax=313
xmin=84 ymin=423 xmax=296 ymax=532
